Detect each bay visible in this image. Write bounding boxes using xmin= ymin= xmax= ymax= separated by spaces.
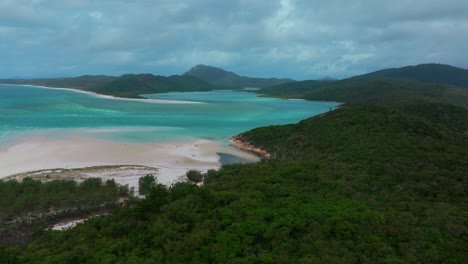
xmin=0 ymin=85 xmax=339 ymax=145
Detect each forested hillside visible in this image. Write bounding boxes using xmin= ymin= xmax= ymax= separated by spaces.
xmin=259 ymin=64 xmax=468 ymax=107
xmin=184 ymin=64 xmax=294 ymax=88
xmin=1 ymin=64 xmax=467 ymax=263
xmin=2 ymin=102 xmax=466 ymax=263
xmin=259 ymin=80 xmax=332 ymax=97
xmin=302 ymin=78 xmax=468 ymax=107
xmin=0 ymin=178 xmax=131 ymax=246
xmin=86 ymin=74 xmax=219 ymax=98
xmin=0 ymin=74 xmax=220 ymax=98
xmin=355 ymin=63 xmax=468 ymax=88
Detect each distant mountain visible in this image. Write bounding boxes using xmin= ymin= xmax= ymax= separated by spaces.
xmin=260 ymin=80 xmax=332 ymax=97
xmin=184 ymin=64 xmax=294 ymax=88
xmin=259 ymin=63 xmax=468 ymax=107
xmin=0 ymin=74 xmax=219 ymax=98
xmin=86 ymin=74 xmax=217 ymax=98
xmin=302 ymin=78 xmax=468 ymax=107
xmin=354 ymin=63 xmax=468 ymax=88
xmin=319 ymin=76 xmax=336 ymax=81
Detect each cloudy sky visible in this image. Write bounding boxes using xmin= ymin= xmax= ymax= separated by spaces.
xmin=1 ymin=0 xmax=467 ymax=80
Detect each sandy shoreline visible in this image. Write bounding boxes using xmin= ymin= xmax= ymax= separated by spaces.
xmin=231 ymin=135 xmax=271 ymax=158
xmin=0 ymin=135 xmax=259 ymax=187
xmin=0 ymin=84 xmax=261 ymax=187
xmin=0 ymin=84 xmax=203 ymax=104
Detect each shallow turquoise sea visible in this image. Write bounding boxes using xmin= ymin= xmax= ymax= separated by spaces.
xmin=0 ymin=85 xmax=339 ymax=145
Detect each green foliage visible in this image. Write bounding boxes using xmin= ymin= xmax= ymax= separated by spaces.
xmin=259 ymin=64 xmax=468 ymax=108
xmin=87 ymin=74 xmax=221 ymax=98
xmin=2 ymin=64 xmax=467 ymax=263
xmin=0 ymin=177 xmax=130 ymax=245
xmin=261 ymin=78 xmax=468 ymax=108
xmin=0 ymin=245 xmax=18 ymax=264
xmin=355 ymin=63 xmax=468 ymax=88
xmin=303 ymin=78 xmax=468 ymax=107
xmin=186 ymin=170 xmax=203 ymax=183
xmin=2 ymin=102 xmax=466 ymax=263
xmin=0 ymin=73 xmax=225 ymax=99
xmin=138 ymin=175 xmax=157 ymax=196
xmin=260 ymin=79 xmax=332 ymax=97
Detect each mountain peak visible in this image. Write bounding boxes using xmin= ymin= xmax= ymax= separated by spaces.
xmin=184 ymin=65 xmax=294 ymax=88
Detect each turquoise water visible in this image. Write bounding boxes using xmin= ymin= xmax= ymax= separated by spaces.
xmin=0 ymin=85 xmax=339 ymax=145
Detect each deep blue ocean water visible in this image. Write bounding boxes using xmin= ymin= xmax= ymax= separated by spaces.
xmin=0 ymin=85 xmax=339 ymax=145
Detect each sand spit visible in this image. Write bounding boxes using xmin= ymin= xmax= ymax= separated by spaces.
xmin=3 ymin=84 xmax=203 ymax=104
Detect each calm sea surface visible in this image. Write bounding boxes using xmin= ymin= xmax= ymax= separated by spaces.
xmin=0 ymin=85 xmax=339 ymax=145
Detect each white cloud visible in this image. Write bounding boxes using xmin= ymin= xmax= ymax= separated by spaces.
xmin=88 ymin=11 xmax=103 ymax=20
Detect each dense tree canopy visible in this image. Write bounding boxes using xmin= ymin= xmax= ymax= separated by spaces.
xmin=0 ymin=178 xmax=131 ymax=246
xmin=1 ymin=64 xmax=467 ymax=263
xmin=1 ymin=102 xmax=466 ymax=263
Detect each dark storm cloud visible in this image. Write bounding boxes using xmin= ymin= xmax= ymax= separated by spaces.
xmin=0 ymin=0 xmax=467 ymax=79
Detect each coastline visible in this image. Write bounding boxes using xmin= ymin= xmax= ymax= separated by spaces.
xmin=0 ymin=135 xmax=259 ymax=187
xmin=0 ymin=84 xmax=203 ymax=105
xmin=231 ymin=135 xmax=270 ymax=158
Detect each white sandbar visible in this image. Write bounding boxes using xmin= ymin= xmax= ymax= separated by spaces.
xmin=1 ymin=84 xmax=203 ymax=104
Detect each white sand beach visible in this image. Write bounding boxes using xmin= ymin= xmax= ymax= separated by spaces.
xmin=0 ymin=135 xmax=259 ymax=187
xmin=6 ymin=84 xmax=203 ymax=104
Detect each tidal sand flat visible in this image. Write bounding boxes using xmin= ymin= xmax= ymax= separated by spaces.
xmin=0 ymin=136 xmax=258 ymax=188
xmin=0 ymin=84 xmax=339 ymax=184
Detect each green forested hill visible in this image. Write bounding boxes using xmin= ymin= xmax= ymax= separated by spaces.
xmin=3 ymin=102 xmax=467 ymax=263
xmin=0 ymin=74 xmax=220 ymax=98
xmin=260 ymin=78 xmax=468 ymax=107
xmin=302 ymin=78 xmax=468 ymax=107
xmin=1 ymin=64 xmax=467 ymax=263
xmin=259 ymin=64 xmax=468 ymax=107
xmin=355 ymin=63 xmax=468 ymax=88
xmin=242 ymin=103 xmax=468 ymax=162
xmin=259 ymin=79 xmax=332 ymax=97
xmin=86 ymin=74 xmax=218 ymax=98
xmin=184 ymin=64 xmax=294 ymax=88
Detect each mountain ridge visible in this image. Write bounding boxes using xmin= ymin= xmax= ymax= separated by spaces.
xmin=353 ymin=63 xmax=468 ymax=88
xmin=86 ymin=74 xmax=219 ymax=98
xmin=184 ymin=64 xmax=295 ymax=88
xmin=259 ymin=63 xmax=468 ymax=107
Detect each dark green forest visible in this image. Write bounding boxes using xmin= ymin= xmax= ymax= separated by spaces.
xmin=262 ymin=78 xmax=468 ymax=107
xmin=354 ymin=63 xmax=468 ymax=88
xmin=0 ymin=74 xmax=222 ymax=99
xmin=259 ymin=64 xmax=468 ymax=108
xmin=1 ymin=64 xmax=467 ymax=263
xmin=0 ymin=178 xmax=131 ymax=246
xmin=86 ymin=74 xmax=223 ymax=98
xmin=1 ymin=102 xmax=466 ymax=263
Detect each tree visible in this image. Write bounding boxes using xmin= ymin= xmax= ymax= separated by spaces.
xmin=186 ymin=170 xmax=203 ymax=183
xmin=138 ymin=175 xmax=157 ymax=196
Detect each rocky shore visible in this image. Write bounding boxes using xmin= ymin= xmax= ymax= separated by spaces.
xmin=231 ymin=135 xmax=270 ymax=158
